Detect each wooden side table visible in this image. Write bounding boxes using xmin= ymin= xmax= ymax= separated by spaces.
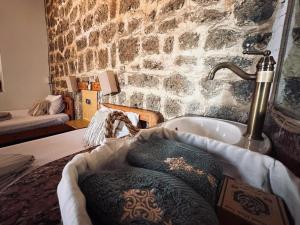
xmin=65 ymin=119 xmax=89 ymax=129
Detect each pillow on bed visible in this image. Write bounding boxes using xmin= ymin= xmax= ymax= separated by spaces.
xmin=127 ymin=135 xmax=224 ymax=207
xmin=45 ymin=95 xmax=65 ymax=115
xmin=84 ymin=106 xmax=139 ymax=147
xmin=79 ymin=167 xmax=219 ymax=225
xmin=28 ymin=100 xmax=50 ymax=116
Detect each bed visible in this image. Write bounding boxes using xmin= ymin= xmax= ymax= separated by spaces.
xmin=0 ymin=96 xmax=75 ymax=147
xmin=0 ymin=104 xmax=163 ymax=225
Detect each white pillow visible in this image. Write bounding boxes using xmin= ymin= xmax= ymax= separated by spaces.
xmin=45 ymin=95 xmax=65 ymax=115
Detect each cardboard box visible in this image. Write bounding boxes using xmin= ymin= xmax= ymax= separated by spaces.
xmin=217 ymin=177 xmax=290 ymax=225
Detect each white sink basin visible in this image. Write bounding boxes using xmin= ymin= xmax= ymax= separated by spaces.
xmin=161 ymin=116 xmax=271 ymax=154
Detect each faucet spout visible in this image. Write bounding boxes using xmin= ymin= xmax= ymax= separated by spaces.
xmin=208 ymin=62 xmax=256 ymax=80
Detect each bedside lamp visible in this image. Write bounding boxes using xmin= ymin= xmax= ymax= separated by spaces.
xmin=65 ymin=76 xmax=78 ymax=92
xmin=98 ymin=70 xmax=118 ymax=95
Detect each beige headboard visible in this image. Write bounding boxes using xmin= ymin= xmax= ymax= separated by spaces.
xmin=81 ymin=90 xmax=163 ymax=127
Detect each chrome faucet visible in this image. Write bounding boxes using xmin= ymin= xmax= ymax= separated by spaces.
xmin=208 ymin=47 xmax=276 ymax=140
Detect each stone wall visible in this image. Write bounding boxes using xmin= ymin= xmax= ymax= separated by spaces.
xmin=45 ymin=0 xmax=278 ymax=121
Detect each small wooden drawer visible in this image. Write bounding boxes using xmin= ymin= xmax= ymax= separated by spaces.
xmin=65 ymin=119 xmax=89 ymax=129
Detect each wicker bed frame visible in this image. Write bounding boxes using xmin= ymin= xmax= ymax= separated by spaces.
xmin=0 ymin=96 xmax=75 ymax=148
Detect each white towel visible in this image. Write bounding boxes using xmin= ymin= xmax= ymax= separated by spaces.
xmin=83 ymin=105 xmax=139 ymax=147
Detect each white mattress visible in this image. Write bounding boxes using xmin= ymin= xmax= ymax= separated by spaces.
xmin=0 ymin=128 xmax=87 ymax=169
xmin=0 ymin=109 xmax=69 ymax=135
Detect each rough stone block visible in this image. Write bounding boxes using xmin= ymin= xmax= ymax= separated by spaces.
xmin=161 ymin=0 xmax=185 ymax=14
xmin=66 ymin=30 xmax=74 ymax=45
xmin=199 ymin=79 xmax=226 ymax=98
xmin=143 ymin=60 xmax=164 ymax=70
xmin=128 ymin=74 xmax=159 ymax=87
xmin=76 ymin=37 xmax=87 ymax=51
xmin=79 ymin=0 xmax=87 ymax=14
xmin=145 ymin=25 xmax=155 ymax=34
xmin=111 ymin=43 xmax=116 ymax=68
xmin=175 ymin=56 xmax=197 ymax=66
xmin=75 ymin=20 xmax=82 ymax=35
xmin=186 ymin=103 xmax=203 ymax=114
xmin=229 ymin=80 xmax=255 ymax=104
xmin=128 ymin=18 xmax=141 ymax=33
xmin=119 ymin=0 xmax=140 ymax=14
xmin=101 ymin=23 xmax=117 ymax=43
xmin=119 ymin=37 xmax=139 ymax=63
xmin=64 ymin=62 xmax=69 ymax=76
xmin=149 ymin=10 xmax=156 ymax=21
xmin=88 ymin=0 xmax=96 ymax=10
xmin=118 ymin=91 xmax=126 ymax=105
xmin=234 ymin=0 xmax=277 ymax=25
xmin=146 ymin=94 xmax=161 ymax=111
xmin=85 ymin=49 xmax=94 ymax=71
xmin=205 ymin=29 xmax=240 ymax=50
xmin=58 ymin=36 xmax=65 ymax=52
xmin=117 ymin=73 xmax=126 ymax=87
xmin=64 ymin=0 xmax=73 ymax=16
xmin=78 ymin=54 xmax=85 ymax=73
xmin=188 ymin=9 xmax=227 ymax=24
xmin=110 ymin=0 xmax=117 ymax=19
xmin=89 ymin=30 xmax=100 ymax=46
xmin=98 ymin=48 xmax=108 ymax=69
xmin=64 ymin=48 xmax=71 ymax=59
xmin=118 ymin=22 xmax=125 ymax=34
xmin=83 ymin=14 xmax=93 ymax=32
xmin=130 ymin=92 xmax=144 ymax=108
xmin=95 ymin=5 xmax=108 ymax=24
xmin=142 ymin=36 xmax=159 ymax=54
xmin=164 ymin=98 xmax=182 ymax=118
xmin=131 ymin=64 xmax=141 ymax=70
xmin=205 ymin=105 xmax=248 ymax=123
xmin=204 ymin=56 xmax=253 ymax=70
xmin=56 ymin=52 xmax=64 ymax=63
xmin=68 ymin=60 xmax=77 ymax=74
xmin=191 ymin=0 xmax=219 ymax=5
xmin=179 ymin=32 xmax=200 ymax=50
xmin=163 ymin=36 xmax=174 ymax=54
xmin=158 ymin=18 xmax=178 ymax=33
xmin=163 ymin=74 xmax=194 ymax=96
xmin=70 ymin=6 xmax=78 ymax=22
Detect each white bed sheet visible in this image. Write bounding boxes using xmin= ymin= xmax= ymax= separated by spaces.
xmin=0 ymin=109 xmax=69 ymax=135
xmin=0 ymin=128 xmax=87 ymax=169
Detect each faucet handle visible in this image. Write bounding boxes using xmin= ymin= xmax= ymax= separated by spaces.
xmin=243 ymin=44 xmax=271 ymax=56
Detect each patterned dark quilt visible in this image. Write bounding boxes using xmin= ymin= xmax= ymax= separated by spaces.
xmin=0 ymin=149 xmax=90 ymax=225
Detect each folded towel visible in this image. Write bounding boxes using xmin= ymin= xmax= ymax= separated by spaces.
xmin=0 ymin=112 xmax=12 ymax=121
xmin=127 ymin=135 xmax=223 ymax=206
xmin=79 ymin=167 xmax=219 ymax=225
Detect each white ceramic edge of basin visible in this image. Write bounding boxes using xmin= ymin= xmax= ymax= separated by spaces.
xmin=161 ymin=116 xmax=272 ymax=155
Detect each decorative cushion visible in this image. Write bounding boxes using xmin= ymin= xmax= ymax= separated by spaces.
xmin=127 ymin=135 xmax=224 ymax=206
xmin=79 ymin=167 xmax=219 ymax=225
xmin=28 ymin=100 xmax=50 ymax=116
xmin=45 ymin=95 xmax=64 ymax=115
